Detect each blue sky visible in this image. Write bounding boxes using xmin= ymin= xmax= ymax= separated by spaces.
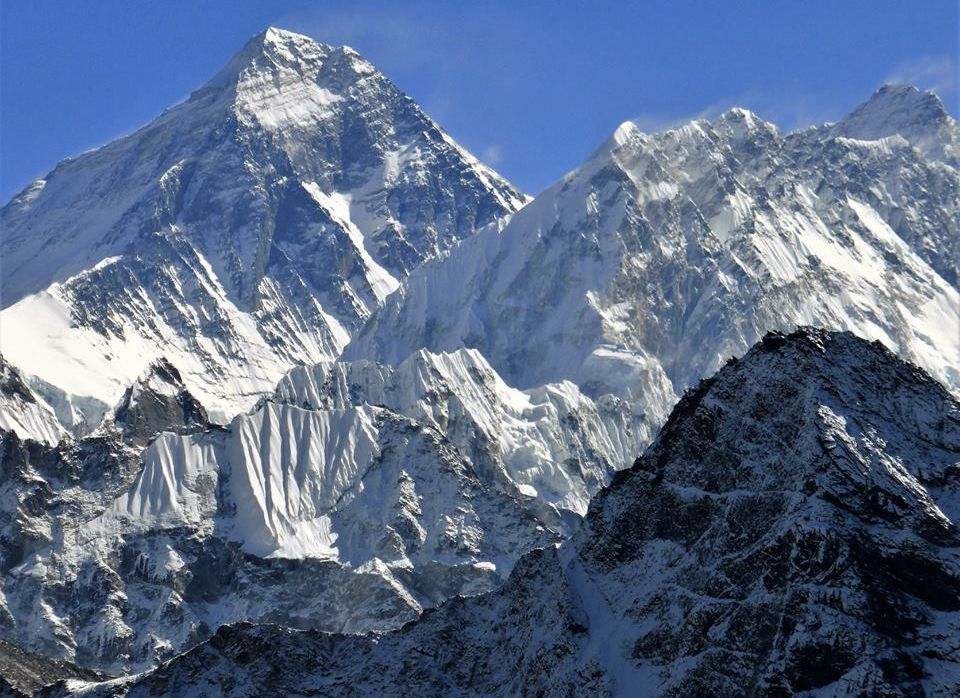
xmin=1 ymin=1 xmax=957 ymax=201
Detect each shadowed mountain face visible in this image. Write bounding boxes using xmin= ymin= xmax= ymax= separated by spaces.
xmin=105 ymin=359 xmax=210 ymax=447
xmin=0 ymin=28 xmax=526 ymax=424
xmin=0 ymin=639 xmax=106 ymax=697
xmin=78 ymin=329 xmax=959 ymax=697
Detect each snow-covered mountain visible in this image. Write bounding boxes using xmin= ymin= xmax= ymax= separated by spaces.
xmin=272 ymin=348 xmax=646 ymax=517
xmin=349 ymin=85 xmax=960 ymax=429
xmin=2 ymin=24 xmax=959 ymax=695
xmin=831 ymin=83 xmax=960 ymax=168
xmin=0 ymin=27 xmax=525 ymax=426
xmin=73 ymin=328 xmax=960 ymax=697
xmin=0 ymin=346 xmax=644 ymax=675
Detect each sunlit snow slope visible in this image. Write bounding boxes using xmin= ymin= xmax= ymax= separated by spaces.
xmin=350 ymin=85 xmax=960 ymax=428
xmin=0 ymin=357 xmax=68 ymax=445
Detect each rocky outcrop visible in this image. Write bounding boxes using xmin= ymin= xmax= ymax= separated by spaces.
xmin=104 ymin=359 xmax=209 ymax=447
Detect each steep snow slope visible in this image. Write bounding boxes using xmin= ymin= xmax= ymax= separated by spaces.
xmin=83 ymin=328 xmax=960 ymax=697
xmin=273 ymin=348 xmax=647 ymax=516
xmin=349 ymin=85 xmax=960 ymax=429
xmin=0 ymin=27 xmax=525 ymax=424
xmin=0 ymin=357 xmax=68 ymax=446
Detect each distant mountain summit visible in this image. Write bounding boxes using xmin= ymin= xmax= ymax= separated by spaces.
xmin=69 ymin=329 xmax=960 ymax=696
xmin=0 ymin=27 xmax=525 ymax=424
xmin=831 ymin=83 xmax=960 ymax=166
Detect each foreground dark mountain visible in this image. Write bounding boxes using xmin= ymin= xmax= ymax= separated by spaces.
xmin=0 ymin=641 xmax=104 ymax=697
xmin=61 ymin=328 xmax=960 ymax=696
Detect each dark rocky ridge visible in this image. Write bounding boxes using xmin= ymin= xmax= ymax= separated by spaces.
xmin=0 ymin=639 xmax=105 ymax=697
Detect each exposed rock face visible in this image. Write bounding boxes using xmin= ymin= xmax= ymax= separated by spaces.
xmin=78 ymin=329 xmax=959 ymax=696
xmin=0 ymin=638 xmax=105 ymax=697
xmin=0 ymin=28 xmax=526 ymax=424
xmin=103 ymin=359 xmax=209 ymax=447
xmin=349 ymin=86 xmax=959 ymax=429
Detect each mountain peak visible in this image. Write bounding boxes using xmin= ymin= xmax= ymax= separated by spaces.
xmin=833 ymin=83 xmax=958 ymax=164
xmin=260 ymin=25 xmax=313 ymax=44
xmin=0 ymin=24 xmax=526 ymax=424
xmin=206 ymin=26 xmax=334 ymax=89
xmin=104 ymin=357 xmax=209 ymax=446
xmin=241 ymin=25 xmax=332 ymax=60
xmin=851 ymin=83 xmax=950 ymax=125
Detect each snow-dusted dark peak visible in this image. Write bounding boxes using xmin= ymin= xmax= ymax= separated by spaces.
xmin=614 ymin=326 xmax=960 ymax=505
xmin=106 ymin=357 xmax=209 ymax=446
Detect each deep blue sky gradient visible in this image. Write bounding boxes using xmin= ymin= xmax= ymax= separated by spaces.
xmin=1 ymin=0 xmax=957 ymax=201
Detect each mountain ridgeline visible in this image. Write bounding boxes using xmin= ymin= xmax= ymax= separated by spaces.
xmin=0 ymin=26 xmax=958 ymax=697
xmin=0 ymin=28 xmax=526 ymax=425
